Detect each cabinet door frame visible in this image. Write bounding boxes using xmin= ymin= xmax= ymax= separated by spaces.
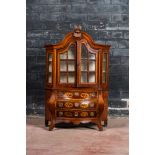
xmin=56 ymin=41 xmax=77 ymax=87
xmin=100 ymin=49 xmax=109 ymax=90
xmin=77 ymin=39 xmax=99 ymax=88
xmin=54 ymin=40 xmax=104 ymax=88
xmin=46 ymin=50 xmax=54 ymax=87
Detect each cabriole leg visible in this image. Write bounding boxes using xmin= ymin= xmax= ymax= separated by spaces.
xmin=97 ymin=118 xmax=103 ymax=131
xmin=49 ymin=119 xmax=55 ymax=131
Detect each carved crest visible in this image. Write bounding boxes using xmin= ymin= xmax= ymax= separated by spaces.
xmin=73 ymin=25 xmax=82 ymax=37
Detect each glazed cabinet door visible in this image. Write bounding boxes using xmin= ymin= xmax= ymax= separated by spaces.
xmin=57 ymin=43 xmax=77 ymax=87
xmin=56 ymin=40 xmax=100 ymax=88
xmin=101 ymin=50 xmax=109 ymax=88
xmin=102 ymin=53 xmax=107 ymax=83
xmin=47 ymin=53 xmax=53 ymax=84
xmin=77 ymin=40 xmax=99 ymax=87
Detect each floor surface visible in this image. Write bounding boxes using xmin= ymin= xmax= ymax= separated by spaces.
xmin=27 ymin=116 xmax=128 ymax=155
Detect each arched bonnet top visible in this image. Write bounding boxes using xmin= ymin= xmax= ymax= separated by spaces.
xmin=44 ymin=25 xmax=111 ymax=50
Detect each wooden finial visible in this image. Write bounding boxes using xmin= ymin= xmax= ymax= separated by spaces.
xmin=74 ymin=25 xmax=82 ymax=30
xmin=73 ymin=25 xmax=82 ymax=37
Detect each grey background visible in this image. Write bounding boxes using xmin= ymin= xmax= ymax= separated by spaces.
xmin=26 ymin=0 xmax=129 ymax=116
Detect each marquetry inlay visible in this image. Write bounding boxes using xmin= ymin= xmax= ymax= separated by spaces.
xmin=64 ymin=102 xmax=73 ymax=108
xmin=64 ymin=112 xmax=72 ymax=117
xmin=58 ymin=111 xmax=63 ymax=117
xmin=58 ymin=102 xmax=63 ymax=108
xmin=90 ymin=112 xmax=95 ymax=117
xmin=74 ymin=92 xmax=79 ymax=96
xmin=80 ymin=112 xmax=88 ymax=117
xmin=80 ymin=93 xmax=89 ymax=99
xmin=74 ymin=102 xmax=80 ymax=107
xmin=74 ymin=112 xmax=78 ymax=117
xmin=64 ymin=92 xmax=73 ymax=98
xmin=80 ymin=102 xmax=89 ymax=109
xmin=89 ymin=102 xmax=95 ymax=108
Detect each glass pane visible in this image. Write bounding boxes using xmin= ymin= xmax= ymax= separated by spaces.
xmin=60 ymin=52 xmax=67 ymax=59
xmin=48 ymin=74 xmax=52 ymax=83
xmin=89 ymin=72 xmax=95 ymax=83
xmin=68 ymin=72 xmax=75 ymax=83
xmin=103 ymin=62 xmax=107 ymax=72
xmin=103 ymin=54 xmax=107 ymax=62
xmin=102 ymin=53 xmax=107 ymax=82
xmin=68 ymin=45 xmax=75 ymax=59
xmin=68 ymin=61 xmax=75 ymax=71
xmin=49 ymin=62 xmax=52 ymax=72
xmin=81 ymin=72 xmax=87 ymax=83
xmin=60 ymin=72 xmax=67 ymax=83
xmin=81 ymin=44 xmax=88 ymax=59
xmin=48 ymin=54 xmax=52 ymax=61
xmin=89 ymin=61 xmax=95 ymax=71
xmin=60 ymin=61 xmax=67 ymax=71
xmin=48 ymin=54 xmax=52 ymax=84
xmin=89 ymin=53 xmax=95 ymax=59
xmin=81 ymin=60 xmax=87 ymax=71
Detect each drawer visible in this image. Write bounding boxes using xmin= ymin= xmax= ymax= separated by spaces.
xmin=56 ymin=110 xmax=97 ymax=118
xmin=57 ymin=91 xmax=97 ymax=99
xmin=56 ymin=100 xmax=97 ymax=109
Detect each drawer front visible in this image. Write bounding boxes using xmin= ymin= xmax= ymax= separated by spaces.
xmin=56 ymin=100 xmax=97 ymax=109
xmin=57 ymin=91 xmax=97 ymax=99
xmin=56 ymin=110 xmax=97 ymax=118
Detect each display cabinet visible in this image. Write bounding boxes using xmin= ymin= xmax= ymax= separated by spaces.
xmin=44 ymin=26 xmax=110 ymax=131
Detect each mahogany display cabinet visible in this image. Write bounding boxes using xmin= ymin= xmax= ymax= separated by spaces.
xmin=44 ymin=26 xmax=110 ymax=131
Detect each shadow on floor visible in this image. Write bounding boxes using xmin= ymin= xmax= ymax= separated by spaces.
xmin=26 ymin=116 xmax=128 ymax=131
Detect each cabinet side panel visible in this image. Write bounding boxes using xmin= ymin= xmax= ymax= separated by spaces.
xmin=102 ymin=91 xmax=109 ymax=121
